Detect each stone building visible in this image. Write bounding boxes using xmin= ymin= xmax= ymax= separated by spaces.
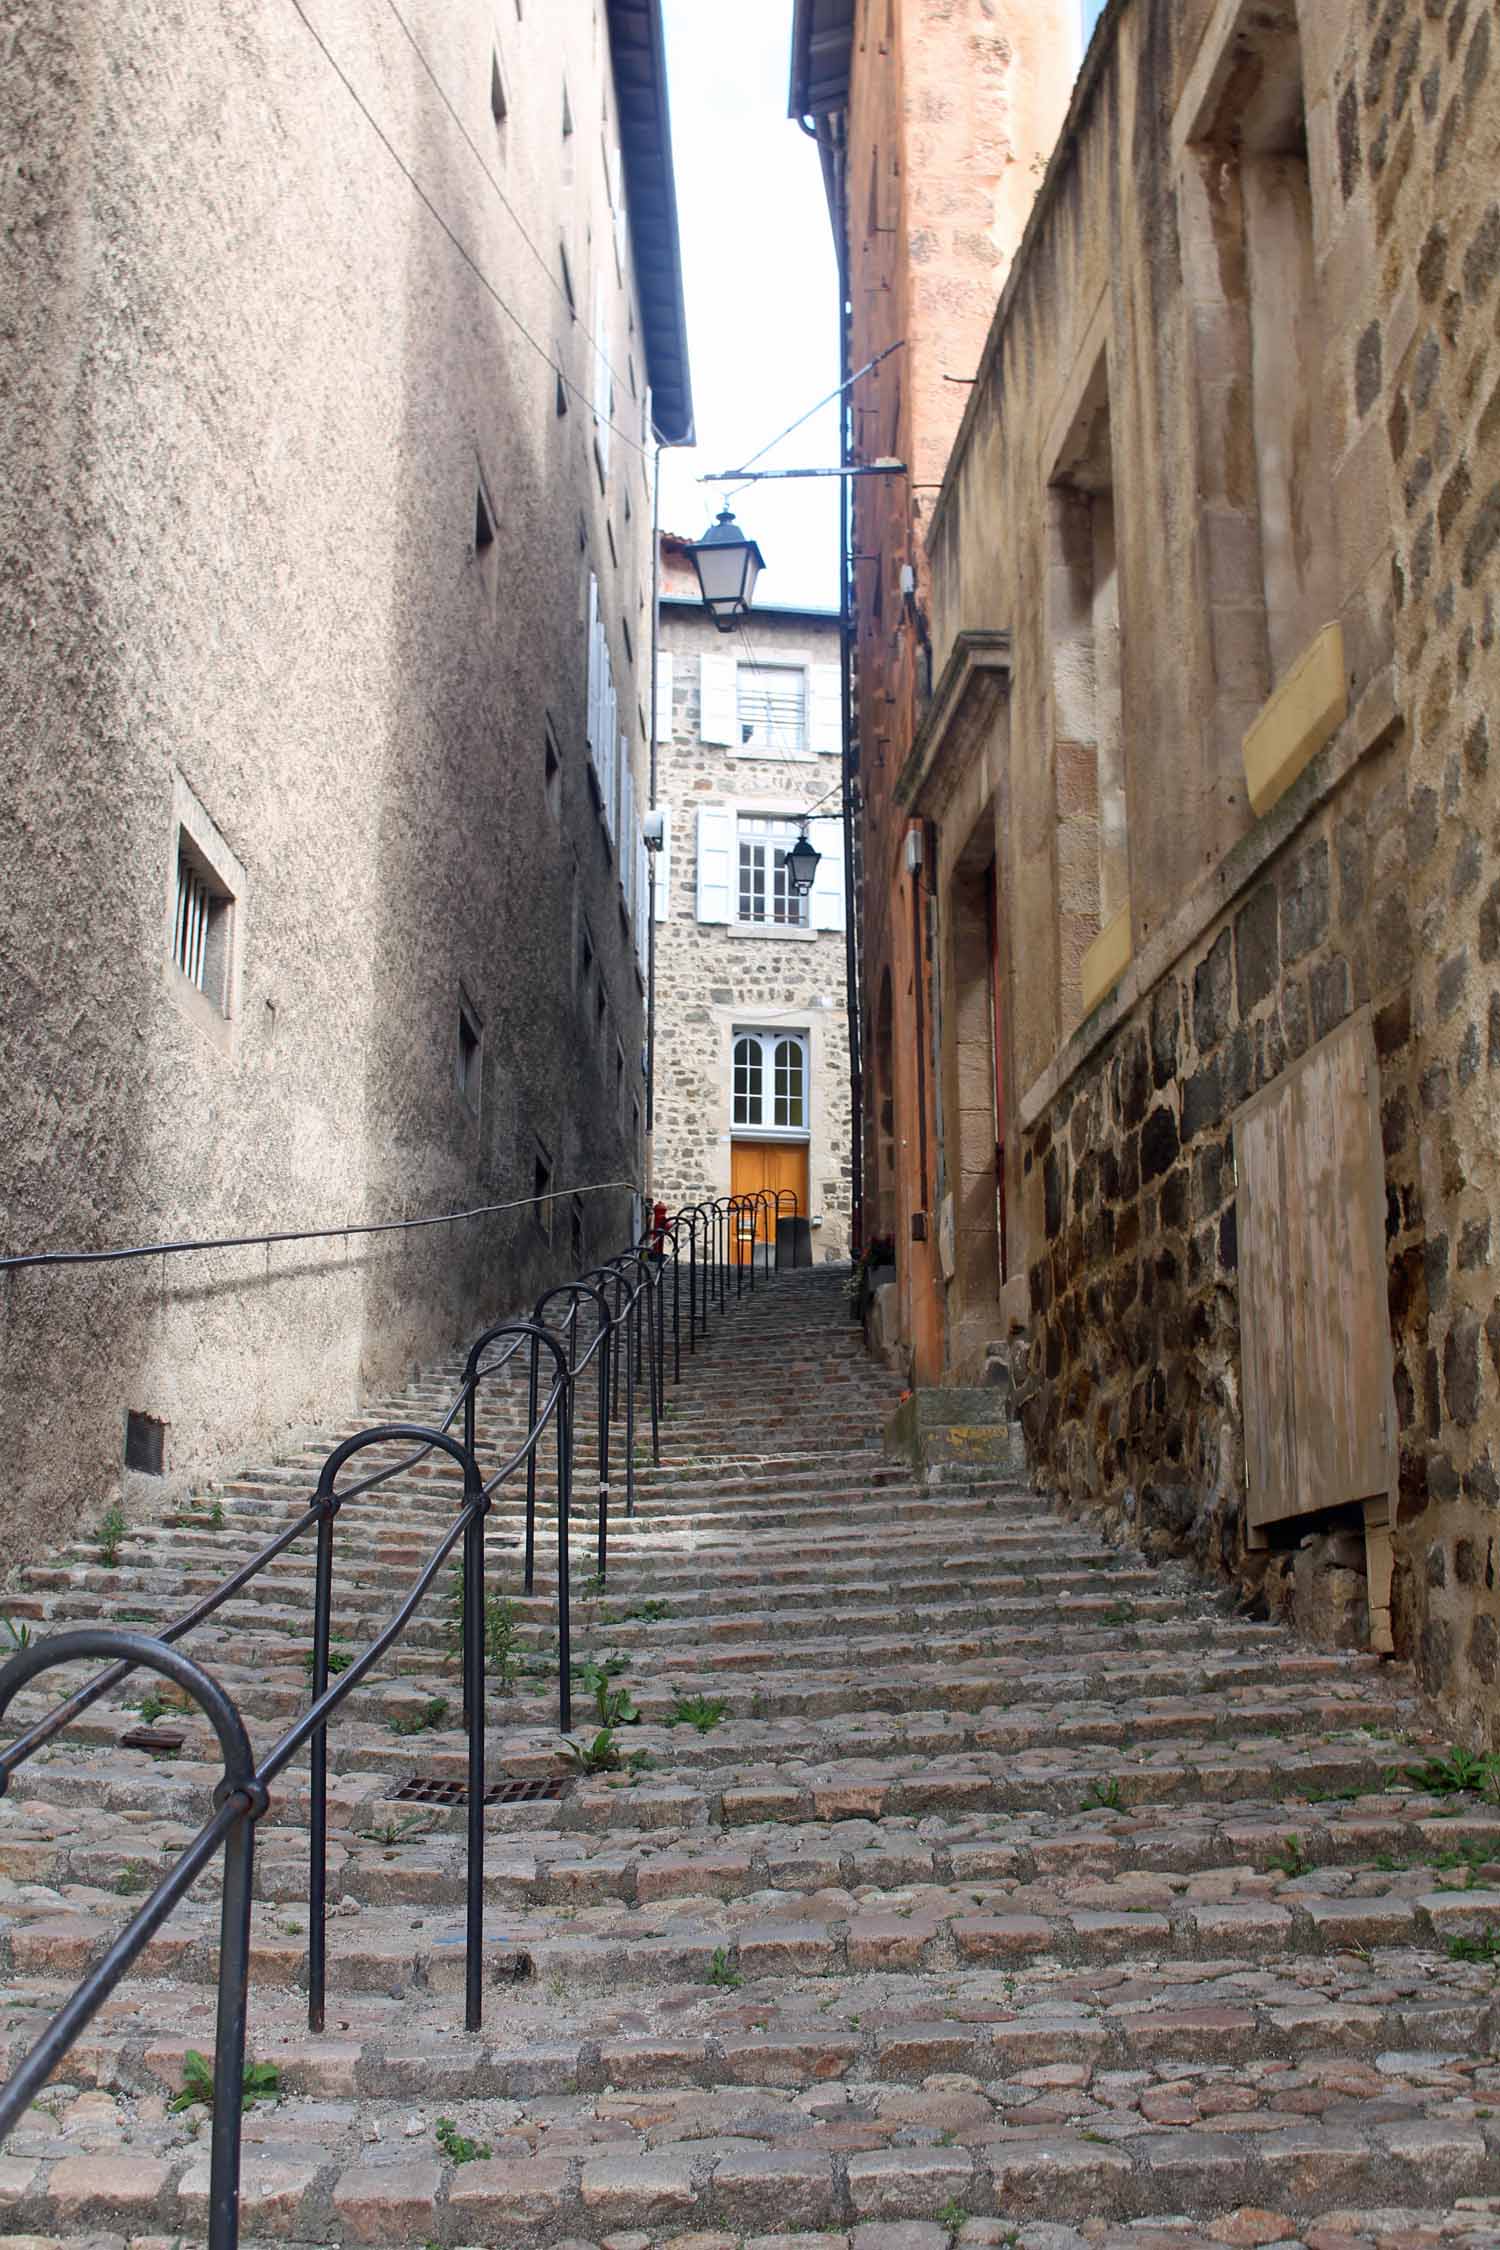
xmin=800 ymin=0 xmax=1500 ymax=1736
xmin=0 ymin=1 xmax=690 ymax=1563
xmin=791 ymin=0 xmax=1079 ymax=1375
xmin=651 ymin=538 xmax=852 ymax=1262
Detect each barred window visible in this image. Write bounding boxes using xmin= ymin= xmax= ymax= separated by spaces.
xmin=737 ymin=663 xmax=806 ymax=754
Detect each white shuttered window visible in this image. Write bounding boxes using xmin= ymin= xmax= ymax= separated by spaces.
xmin=698 ymin=651 xmax=737 ymax=745
xmin=695 ymin=804 xmax=734 ymax=922
xmin=736 ymin=664 xmax=806 ymax=755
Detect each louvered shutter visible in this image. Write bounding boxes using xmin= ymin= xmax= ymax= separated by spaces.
xmin=635 ymin=832 xmax=650 ymax=974
xmin=601 ymin=668 xmax=617 ymax=843
xmin=811 ymin=663 xmax=843 ymax=757
xmin=653 ymin=651 xmax=675 ymax=744
xmin=809 ymin=823 xmax=846 ymax=933
xmin=654 ymin=806 xmax=672 ymax=922
xmin=593 ymin=271 xmax=612 ymax=474
xmin=699 ymin=652 xmax=737 ymax=746
xmin=586 ymin=575 xmax=602 ymax=771
xmin=620 ymin=759 xmax=635 ymax=909
xmin=695 ymin=804 xmax=733 ymax=923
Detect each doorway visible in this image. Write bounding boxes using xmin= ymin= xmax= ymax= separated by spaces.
xmin=947 ymin=821 xmax=1006 ymax=1362
xmin=730 ymin=1140 xmax=809 ymax=1266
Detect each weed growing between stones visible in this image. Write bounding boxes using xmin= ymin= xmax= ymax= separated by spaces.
xmin=170 ymin=2050 xmax=279 ymax=2115
xmin=446 ymin=1572 xmax=522 ymax=1685
xmin=434 ymin=2116 xmax=491 ymax=2163
xmin=1399 ymin=1745 xmax=1500 ymax=1799
xmin=137 ymin=1687 xmax=169 ymax=1724
xmin=706 ymin=1946 xmax=742 ymax=1988
xmin=1448 ymin=1927 xmax=1500 ymax=1964
xmin=0 ymin=1617 xmax=33 ymax=1652
xmin=1083 ymin=1776 xmax=1124 ymax=1812
xmin=389 ymin=1696 xmax=449 ymax=1737
xmin=1270 ymin=1834 xmax=1311 ymax=1877
xmin=97 ymin=1503 xmax=126 ymax=1569
xmin=668 ymin=1691 xmax=728 ymax=1733
xmin=302 ymin=1643 xmax=353 ymax=1681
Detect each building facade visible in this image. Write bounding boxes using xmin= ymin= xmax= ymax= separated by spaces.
xmin=0 ymin=0 xmax=690 ymax=1563
xmin=801 ymin=0 xmax=1500 ymax=1736
xmin=791 ymin=0 xmax=1078 ymax=1375
xmin=651 ymin=540 xmax=852 ymax=1262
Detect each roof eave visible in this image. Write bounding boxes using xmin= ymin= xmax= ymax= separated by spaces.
xmin=605 ymin=0 xmax=695 ymax=446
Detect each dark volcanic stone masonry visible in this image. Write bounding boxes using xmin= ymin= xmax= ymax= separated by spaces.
xmin=1 ymin=1268 xmax=1499 ymax=2248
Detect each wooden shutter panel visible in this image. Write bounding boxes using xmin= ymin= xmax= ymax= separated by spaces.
xmin=654 ymin=806 xmax=672 ymax=922
xmin=810 ymin=663 xmax=843 ymax=756
xmin=586 ymin=574 xmax=602 ymax=770
xmin=809 ymin=823 xmax=846 ymax=932
xmin=620 ymin=763 xmax=635 ymax=910
xmin=653 ymin=651 xmax=675 ymax=744
xmin=695 ymin=804 xmax=733 ymax=923
xmin=699 ymin=652 xmax=737 ymax=746
xmin=1235 ymin=1007 xmax=1397 ymax=1536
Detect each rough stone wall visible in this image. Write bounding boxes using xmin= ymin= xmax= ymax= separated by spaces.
xmin=1022 ymin=728 xmax=1419 ymax=1599
xmin=907 ymin=0 xmax=1500 ymax=1735
xmin=1357 ymin=0 xmax=1500 ymax=1734
xmin=653 ymin=601 xmax=852 ymax=1260
xmin=0 ymin=0 xmax=658 ymax=1561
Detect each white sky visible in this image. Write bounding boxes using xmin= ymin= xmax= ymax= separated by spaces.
xmin=658 ymin=0 xmax=842 ymax=613
xmin=656 ymin=1 xmax=1103 ymax=615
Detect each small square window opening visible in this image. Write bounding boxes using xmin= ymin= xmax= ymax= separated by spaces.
xmin=534 ymin=1145 xmax=554 ymax=1239
xmin=544 ymin=722 xmax=562 ymax=822
xmin=173 ymin=835 xmax=235 ymax=1013
xmin=457 ymin=996 xmax=483 ymax=1115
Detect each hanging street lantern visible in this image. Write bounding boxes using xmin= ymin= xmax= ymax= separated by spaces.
xmin=685 ymin=505 xmax=764 ymax=631
xmin=785 ymin=822 xmax=820 ymax=898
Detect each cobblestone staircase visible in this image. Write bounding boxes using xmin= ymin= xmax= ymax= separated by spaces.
xmin=2 ymin=1265 xmax=1499 ymax=2250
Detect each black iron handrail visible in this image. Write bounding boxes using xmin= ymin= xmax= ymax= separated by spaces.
xmin=0 ymin=1187 xmax=802 ymax=2250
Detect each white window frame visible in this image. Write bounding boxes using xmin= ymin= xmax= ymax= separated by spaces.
xmin=735 ymin=662 xmax=808 ymax=757
xmin=732 ymin=1026 xmax=811 ymax=1139
xmin=737 ymin=814 xmax=811 ymax=930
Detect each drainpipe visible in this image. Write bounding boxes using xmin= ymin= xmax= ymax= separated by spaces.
xmin=645 ymin=439 xmax=663 ymax=1168
xmin=838 ymin=293 xmax=864 ymax=1262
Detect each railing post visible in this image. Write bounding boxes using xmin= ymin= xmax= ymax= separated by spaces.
xmin=621 ymin=1275 xmax=636 ymax=1521
xmin=648 ymin=1258 xmax=663 ymax=1463
xmin=556 ymin=1374 xmax=573 ymax=1734
xmin=462 ymin=1494 xmax=487 ymax=2033
xmin=208 ymin=1809 xmax=256 ymax=2250
xmin=523 ymin=1334 xmax=540 ymax=1595
xmin=597 ymin=1320 xmax=611 ymax=1580
xmin=307 ymin=1501 xmax=335 ymax=2035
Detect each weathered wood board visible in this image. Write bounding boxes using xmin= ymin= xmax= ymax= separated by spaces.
xmin=1234 ymin=1007 xmax=1396 ymax=1541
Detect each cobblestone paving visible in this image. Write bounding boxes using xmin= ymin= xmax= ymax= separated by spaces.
xmin=1 ymin=1266 xmax=1498 ymax=2249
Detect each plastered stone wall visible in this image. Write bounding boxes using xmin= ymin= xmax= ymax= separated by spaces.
xmin=912 ymin=0 xmax=1500 ymax=1734
xmin=653 ymin=600 xmax=852 ymax=1260
xmin=839 ymin=0 xmax=1076 ymax=1375
xmin=0 ymin=0 xmax=659 ymax=1564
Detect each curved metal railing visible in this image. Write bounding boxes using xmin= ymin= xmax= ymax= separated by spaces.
xmin=0 ymin=1186 xmax=804 ymax=2249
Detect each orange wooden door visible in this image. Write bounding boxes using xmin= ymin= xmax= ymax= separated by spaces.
xmin=730 ymin=1141 xmax=809 ymax=1263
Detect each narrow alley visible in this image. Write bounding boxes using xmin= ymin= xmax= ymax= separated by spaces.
xmin=1 ymin=1266 xmax=1497 ymax=2249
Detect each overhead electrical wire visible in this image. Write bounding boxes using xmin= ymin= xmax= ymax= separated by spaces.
xmin=285 ymin=0 xmax=653 ymax=461
xmin=374 ymin=0 xmax=637 ymax=406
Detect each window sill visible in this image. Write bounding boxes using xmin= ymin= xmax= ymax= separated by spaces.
xmin=723 ymin=921 xmax=819 ymax=942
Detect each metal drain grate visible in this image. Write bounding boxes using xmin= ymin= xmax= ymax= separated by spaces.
xmin=390 ymin=1773 xmax=572 ymax=1808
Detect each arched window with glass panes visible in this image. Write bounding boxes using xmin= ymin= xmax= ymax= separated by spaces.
xmin=732 ymin=1028 xmax=808 ymax=1133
